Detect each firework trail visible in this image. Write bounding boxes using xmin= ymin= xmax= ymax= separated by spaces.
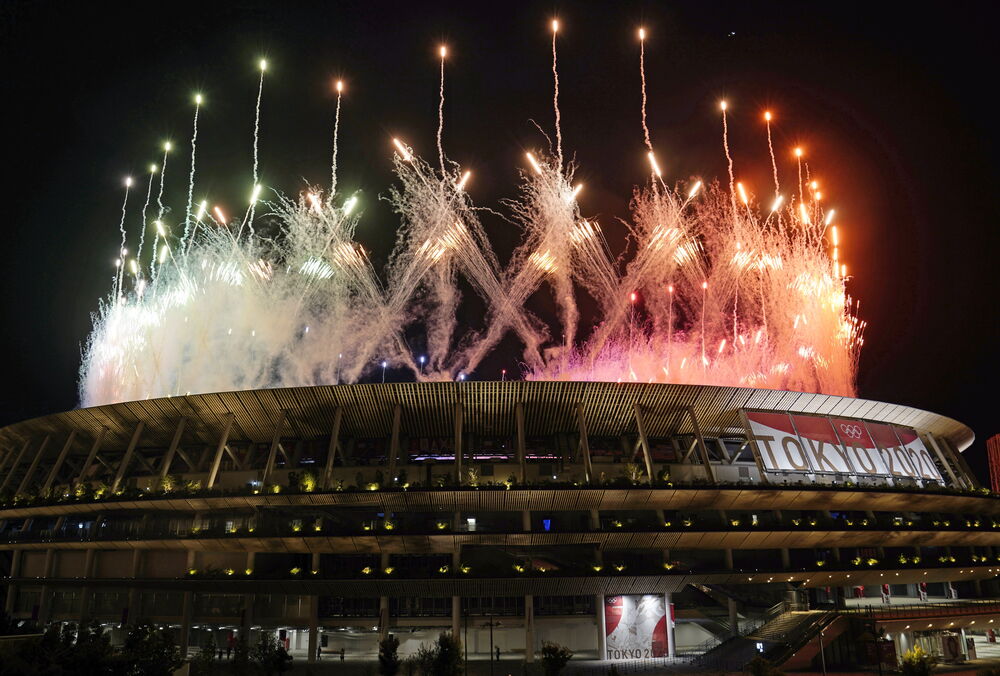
xmin=182 ymin=94 xmax=202 ymax=247
xmin=150 ymin=142 xmax=170 ymax=277
xmin=551 ymin=20 xmax=563 ymax=167
xmin=638 ymin=28 xmax=652 ymax=152
xmin=765 ymin=111 xmax=779 ymax=196
xmin=331 ymin=80 xmax=343 ymax=195
xmin=437 ymin=46 xmax=446 ymax=172
xmin=245 ymin=59 xmax=267 ymax=233
xmin=135 ymin=165 xmax=155 ymax=263
xmin=114 ymin=177 xmax=132 ymax=298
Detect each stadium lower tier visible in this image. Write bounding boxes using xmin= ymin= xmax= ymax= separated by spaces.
xmin=0 ymin=382 xmax=993 ymax=666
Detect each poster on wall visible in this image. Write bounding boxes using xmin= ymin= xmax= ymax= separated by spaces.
xmin=604 ymin=595 xmax=667 ymax=660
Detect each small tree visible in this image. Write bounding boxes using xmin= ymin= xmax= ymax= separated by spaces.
xmin=191 ymin=640 xmax=218 ymax=676
xmin=253 ymin=632 xmax=293 ymax=676
xmin=379 ymin=634 xmax=402 ymax=676
xmin=413 ymin=643 xmax=437 ymax=676
xmin=117 ymin=623 xmax=184 ymax=676
xmin=540 ymin=642 xmax=573 ymax=676
xmin=747 ymin=656 xmax=784 ymax=676
xmin=230 ymin=635 xmax=250 ymax=674
xmin=431 ymin=632 xmax=463 ymax=676
xmin=900 ymin=646 xmax=936 ymax=676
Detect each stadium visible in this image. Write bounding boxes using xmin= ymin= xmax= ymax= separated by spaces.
xmin=1 ymin=380 xmax=997 ymax=670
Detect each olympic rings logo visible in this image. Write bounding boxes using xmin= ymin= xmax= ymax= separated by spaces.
xmin=839 ymin=423 xmax=863 ymax=439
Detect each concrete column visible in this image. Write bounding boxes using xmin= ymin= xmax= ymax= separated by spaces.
xmin=179 ymin=591 xmax=194 ymax=658
xmin=522 ymin=510 xmax=531 ymax=532
xmin=379 ymin=552 xmax=390 ymax=640
xmin=452 ymin=550 xmax=461 ymax=640
xmin=664 ymin=592 xmax=675 ymax=658
xmin=724 ymin=548 xmax=734 ymax=570
xmin=728 ymin=598 xmax=738 ymax=637
xmin=79 ymin=548 xmax=96 ymax=626
xmin=37 ymin=548 xmax=55 ymax=625
xmin=525 ymin=594 xmax=535 ymax=663
xmin=596 ymin=594 xmax=607 ymax=660
xmin=126 ymin=549 xmax=143 ymax=623
xmin=308 ymin=553 xmax=320 ymax=663
xmin=781 ymin=548 xmax=791 ymax=568
xmin=242 ymin=553 xmax=255 ymax=639
xmin=4 ymin=549 xmax=22 ymax=614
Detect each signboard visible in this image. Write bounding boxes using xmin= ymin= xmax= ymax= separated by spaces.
xmin=743 ymin=410 xmax=946 ymax=484
xmin=605 ymin=595 xmax=667 ymax=660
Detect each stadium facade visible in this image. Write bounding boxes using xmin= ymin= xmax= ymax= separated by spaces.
xmin=0 ymin=382 xmax=996 ymax=668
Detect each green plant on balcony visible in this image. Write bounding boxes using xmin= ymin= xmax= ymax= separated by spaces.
xmin=466 ymin=467 xmax=480 ymax=487
xmin=611 ymin=520 xmax=623 ymax=528
xmin=663 ymin=563 xmax=675 ymax=571
xmin=730 ymin=519 xmax=742 ymax=527
xmin=816 ymin=560 xmax=826 ymax=567
xmin=384 ymin=566 xmax=395 ymax=575
xmin=436 ymin=521 xmax=449 ymax=530
xmin=866 ymin=558 xmax=878 ymax=566
xmin=384 ymin=520 xmax=396 ymax=531
xmin=158 ymin=474 xmax=180 ymax=493
xmin=438 ymin=565 xmax=450 ymax=574
xmin=613 ymin=562 xmax=626 ymax=572
xmin=682 ymin=518 xmax=694 ymax=527
xmin=361 ymin=566 xmax=373 ymax=575
xmin=459 ymin=565 xmax=471 ymax=574
xmin=298 ymin=470 xmax=317 ymax=493
xmin=791 ymin=518 xmax=802 ymax=526
xmin=851 ymin=557 xmax=863 ymax=566
xmin=290 ymin=567 xmax=302 ymax=575
xmin=513 ymin=563 xmax=526 ymax=573
xmin=623 ymin=463 xmax=646 ymax=484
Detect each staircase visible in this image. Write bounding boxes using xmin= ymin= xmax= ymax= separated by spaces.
xmin=695 ymin=610 xmax=826 ymax=671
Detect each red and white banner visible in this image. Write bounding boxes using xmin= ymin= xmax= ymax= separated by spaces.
xmin=743 ymin=410 xmax=946 ymax=483
xmin=605 ymin=595 xmax=667 ymax=660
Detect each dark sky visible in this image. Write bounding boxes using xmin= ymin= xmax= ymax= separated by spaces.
xmin=0 ymin=2 xmax=996 ymax=477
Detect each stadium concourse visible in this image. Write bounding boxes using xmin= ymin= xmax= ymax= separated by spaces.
xmin=1 ymin=381 xmax=998 ymax=671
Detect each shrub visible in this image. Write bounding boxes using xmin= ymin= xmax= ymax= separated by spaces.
xmin=540 ymin=641 xmax=573 ymax=676
xmin=900 ymin=646 xmax=936 ymax=676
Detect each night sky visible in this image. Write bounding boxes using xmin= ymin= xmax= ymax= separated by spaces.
xmin=1 ymin=2 xmax=996 ymax=476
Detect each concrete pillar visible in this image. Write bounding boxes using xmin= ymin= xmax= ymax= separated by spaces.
xmin=724 ymin=548 xmax=735 ymax=571
xmin=308 ymin=553 xmax=320 ymax=663
xmin=79 ymin=549 xmax=96 ymax=626
xmin=126 ymin=549 xmax=143 ymax=623
xmin=728 ymin=598 xmax=739 ymax=638
xmin=452 ymin=550 xmax=461 ymax=640
xmin=596 ymin=594 xmax=607 ymax=661
xmin=781 ymin=548 xmax=791 ymax=568
xmin=179 ymin=591 xmax=193 ymax=658
xmin=242 ymin=552 xmax=255 ymax=639
xmin=379 ymin=552 xmax=390 ymax=640
xmin=4 ymin=549 xmax=22 ymax=614
xmin=525 ymin=594 xmax=535 ymax=663
xmin=664 ymin=592 xmax=675 ymax=658
xmin=37 ymin=549 xmax=55 ymax=625
xmin=522 ymin=510 xmax=531 ymax=532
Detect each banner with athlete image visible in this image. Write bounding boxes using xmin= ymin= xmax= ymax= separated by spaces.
xmin=604 ymin=595 xmax=668 ymax=660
